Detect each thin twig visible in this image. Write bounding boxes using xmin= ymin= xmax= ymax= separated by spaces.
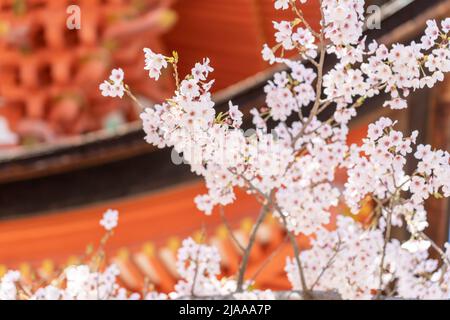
xmin=173 ymin=62 xmax=180 ymax=90
xmin=230 ymin=168 xmax=312 ymax=298
xmin=310 ymin=234 xmax=343 ymax=291
xmin=420 ymin=232 xmax=450 ymax=266
xmin=272 ymin=201 xmax=312 ymax=299
xmin=292 ymin=0 xmax=326 ymax=144
xmin=190 ymin=246 xmax=201 ymax=297
xmin=376 ymin=192 xmax=395 ymax=299
xmin=290 ymin=0 xmax=320 ymax=38
xmin=284 ymin=220 xmax=312 ymax=299
xmin=191 ymin=228 xmax=206 ymax=297
xmin=249 ymin=234 xmax=289 ymax=283
xmin=236 ymin=201 xmax=271 ymax=292
xmin=219 ymin=205 xmax=245 ymax=253
xmin=125 ymin=86 xmax=147 ymax=110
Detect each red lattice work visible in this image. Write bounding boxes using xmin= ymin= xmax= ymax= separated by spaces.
xmin=0 ymin=0 xmax=175 ymax=143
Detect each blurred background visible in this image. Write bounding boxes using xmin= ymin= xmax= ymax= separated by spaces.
xmin=0 ymin=0 xmax=448 ymax=292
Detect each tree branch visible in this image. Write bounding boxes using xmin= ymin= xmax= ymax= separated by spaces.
xmin=236 ymin=200 xmax=272 ymax=292
xmin=219 ymin=205 xmax=245 ymax=253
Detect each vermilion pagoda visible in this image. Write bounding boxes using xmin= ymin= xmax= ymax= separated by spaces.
xmin=0 ymin=0 xmax=175 ymax=143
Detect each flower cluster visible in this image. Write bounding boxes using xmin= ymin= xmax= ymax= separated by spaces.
xmin=286 ymin=216 xmax=383 ymax=299
xmin=263 ymin=23 xmax=317 ymax=64
xmin=33 ymin=264 xmax=139 ymax=300
xmin=393 ymin=243 xmax=450 ymax=299
xmin=324 ymin=18 xmax=449 ymax=120
xmin=0 ymin=212 xmax=138 ymax=300
xmin=343 ymin=117 xmax=450 ymax=252
xmin=99 ymin=68 xmax=125 ymax=98
xmin=323 ymin=0 xmax=365 ymax=46
xmin=265 ymin=3 xmax=449 ymax=131
xmin=1 ymin=263 xmax=139 ymax=300
xmin=286 ymin=216 xmax=450 ymax=299
xmin=0 ymin=227 xmax=276 ymax=300
xmin=264 ymin=62 xmax=316 ymax=121
xmin=172 ymin=237 xmax=223 ymax=297
xmin=144 ymin=48 xmax=168 ymax=80
xmin=0 ymin=271 xmax=20 ymax=300
xmin=274 ymin=120 xmax=346 ymax=234
xmin=100 ymin=209 xmax=119 ymax=231
xmin=169 ymin=237 xmax=273 ymax=299
xmin=139 ymin=52 xmax=300 ymax=215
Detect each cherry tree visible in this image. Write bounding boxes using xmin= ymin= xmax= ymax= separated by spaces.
xmin=2 ymin=0 xmax=450 ymax=300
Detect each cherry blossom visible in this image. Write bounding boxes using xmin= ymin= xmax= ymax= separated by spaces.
xmin=262 ymin=44 xmax=277 ymax=64
xmin=180 ymin=79 xmax=201 ymax=98
xmin=0 ymin=271 xmax=20 ymax=300
xmin=172 ymin=237 xmax=223 ymax=297
xmin=227 ymin=101 xmax=243 ymax=128
xmin=191 ymin=58 xmax=214 ymax=81
xmin=323 ymin=0 xmax=365 ymax=46
xmin=143 ymin=48 xmax=168 ymax=80
xmin=99 ymin=209 xmax=119 ymax=231
xmin=99 ymin=68 xmax=125 ymax=98
xmin=0 ymin=117 xmax=18 ymax=145
xmin=274 ymin=0 xmax=289 ymax=10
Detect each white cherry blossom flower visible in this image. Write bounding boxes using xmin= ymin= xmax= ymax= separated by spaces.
xmin=228 ymin=101 xmax=243 ymax=128
xmin=100 ymin=209 xmax=119 ymax=231
xmin=401 ymin=238 xmax=431 ymax=253
xmin=274 ymin=0 xmax=289 ymax=10
xmin=180 ymin=79 xmax=201 ymax=99
xmin=99 ymin=68 xmax=125 ymax=98
xmin=143 ymin=48 xmax=168 ymax=80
